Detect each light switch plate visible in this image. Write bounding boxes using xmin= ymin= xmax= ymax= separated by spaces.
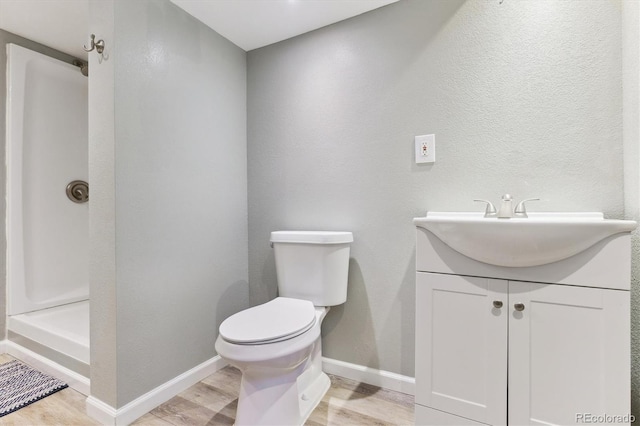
xmin=415 ymin=134 xmax=435 ymax=164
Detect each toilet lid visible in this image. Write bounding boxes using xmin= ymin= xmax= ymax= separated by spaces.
xmin=219 ymin=297 xmax=316 ymax=344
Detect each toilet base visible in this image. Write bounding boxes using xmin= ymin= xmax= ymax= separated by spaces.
xmin=235 ymin=366 xmax=330 ymax=426
xmin=299 ymin=371 xmax=331 ymax=423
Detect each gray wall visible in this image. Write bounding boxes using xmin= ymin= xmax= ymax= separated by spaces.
xmin=0 ymin=29 xmax=84 ymax=342
xmin=623 ymin=0 xmax=640 ymax=414
xmin=90 ymin=0 xmax=248 ymax=407
xmin=247 ymin=0 xmax=623 ymax=379
xmin=89 ymin=0 xmax=117 ymax=406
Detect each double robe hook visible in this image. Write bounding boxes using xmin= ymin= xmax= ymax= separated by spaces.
xmin=84 ymin=34 xmax=106 ymax=62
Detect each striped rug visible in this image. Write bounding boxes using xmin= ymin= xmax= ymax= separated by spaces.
xmin=0 ymin=360 xmax=68 ymax=417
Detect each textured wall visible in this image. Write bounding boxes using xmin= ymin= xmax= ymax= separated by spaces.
xmin=90 ymin=0 xmax=248 ymax=407
xmin=623 ymin=0 xmax=640 ymax=415
xmin=88 ymin=0 xmax=117 ymax=407
xmin=113 ymin=0 xmax=248 ymax=406
xmin=0 ymin=30 xmax=82 ymax=343
xmin=247 ymin=0 xmax=623 ymax=378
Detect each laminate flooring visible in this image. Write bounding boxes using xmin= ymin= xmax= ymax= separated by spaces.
xmin=0 ymin=354 xmax=415 ymax=425
xmin=0 ymin=354 xmax=98 ymax=426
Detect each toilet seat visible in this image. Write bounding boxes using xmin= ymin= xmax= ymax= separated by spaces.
xmin=219 ymin=297 xmax=316 ymax=345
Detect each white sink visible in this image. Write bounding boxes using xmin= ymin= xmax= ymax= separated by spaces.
xmin=413 ymin=212 xmax=637 ymax=267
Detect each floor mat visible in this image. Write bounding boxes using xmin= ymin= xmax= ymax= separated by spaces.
xmin=0 ymin=360 xmax=68 ymax=417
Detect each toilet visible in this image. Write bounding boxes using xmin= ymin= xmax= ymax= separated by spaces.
xmin=215 ymin=230 xmax=353 ymax=426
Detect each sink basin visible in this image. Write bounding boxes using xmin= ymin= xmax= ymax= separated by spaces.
xmin=413 ymin=212 xmax=637 ymax=267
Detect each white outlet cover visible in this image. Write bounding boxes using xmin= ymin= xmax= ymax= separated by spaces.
xmin=415 ymin=134 xmax=435 ymax=164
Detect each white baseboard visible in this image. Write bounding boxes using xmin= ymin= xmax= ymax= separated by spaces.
xmin=1 ymin=339 xmax=90 ymax=395
xmin=322 ymin=357 xmax=415 ymax=396
xmin=85 ymin=396 xmax=118 ymax=426
xmin=1 ymin=338 xmax=411 ymax=423
xmin=86 ymin=355 xmax=227 ymax=426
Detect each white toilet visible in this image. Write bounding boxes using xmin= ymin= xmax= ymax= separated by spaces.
xmin=215 ymin=230 xmax=353 ymax=426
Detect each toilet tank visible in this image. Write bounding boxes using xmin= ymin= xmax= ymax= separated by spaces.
xmin=270 ymin=231 xmax=353 ymax=306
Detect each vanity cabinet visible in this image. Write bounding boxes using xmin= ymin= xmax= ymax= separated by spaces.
xmin=414 ymin=225 xmax=632 ymax=426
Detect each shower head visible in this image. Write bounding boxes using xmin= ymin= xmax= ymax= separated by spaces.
xmin=72 ymin=60 xmax=88 ymax=77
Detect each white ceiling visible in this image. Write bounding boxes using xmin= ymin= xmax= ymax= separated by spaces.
xmin=0 ymin=0 xmax=398 ymax=59
xmin=170 ymin=0 xmax=398 ymax=51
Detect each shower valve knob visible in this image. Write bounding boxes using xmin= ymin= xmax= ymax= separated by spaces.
xmin=66 ymin=180 xmax=89 ymax=203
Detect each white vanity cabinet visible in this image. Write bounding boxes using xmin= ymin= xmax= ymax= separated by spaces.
xmin=414 ymin=224 xmax=632 ymax=426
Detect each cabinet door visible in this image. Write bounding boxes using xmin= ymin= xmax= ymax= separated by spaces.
xmin=416 ymin=273 xmax=508 ymax=425
xmin=508 ymin=282 xmax=630 ymax=426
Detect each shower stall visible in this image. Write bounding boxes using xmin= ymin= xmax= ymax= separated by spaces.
xmin=5 ymin=44 xmax=89 ymax=389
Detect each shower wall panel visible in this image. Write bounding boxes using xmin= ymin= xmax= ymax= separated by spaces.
xmin=6 ymin=44 xmax=89 ymax=315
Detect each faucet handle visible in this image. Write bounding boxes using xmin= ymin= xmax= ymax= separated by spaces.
xmin=474 ymin=199 xmax=497 ymax=217
xmin=514 ymin=198 xmax=540 ymax=218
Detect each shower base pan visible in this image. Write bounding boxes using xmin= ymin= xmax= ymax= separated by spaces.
xmin=8 ymin=300 xmax=89 ymax=364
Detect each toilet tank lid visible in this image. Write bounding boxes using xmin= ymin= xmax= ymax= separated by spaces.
xmin=270 ymin=231 xmax=353 ymax=244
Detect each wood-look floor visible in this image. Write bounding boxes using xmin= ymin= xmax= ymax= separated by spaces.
xmin=0 ymin=354 xmax=98 ymax=426
xmin=0 ymin=354 xmax=414 ymax=425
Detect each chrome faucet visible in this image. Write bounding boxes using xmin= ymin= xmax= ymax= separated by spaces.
xmin=475 ymin=195 xmax=539 ymax=219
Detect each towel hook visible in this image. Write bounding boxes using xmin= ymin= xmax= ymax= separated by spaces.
xmin=84 ymin=34 xmax=107 ymax=63
xmin=84 ymin=34 xmax=105 ymax=55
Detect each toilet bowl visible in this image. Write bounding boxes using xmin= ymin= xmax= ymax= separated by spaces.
xmin=215 ymin=230 xmax=353 ymax=426
xmin=215 ymin=298 xmax=330 ymax=426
